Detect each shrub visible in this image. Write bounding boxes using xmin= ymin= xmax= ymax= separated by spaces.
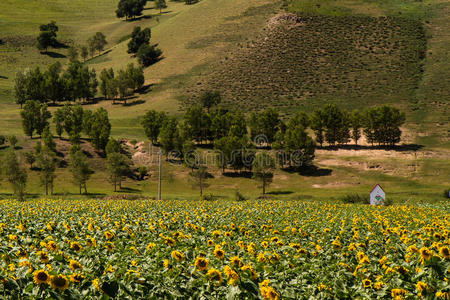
xmin=234 ymin=189 xmax=246 ymax=201
xmin=341 ymin=193 xmax=369 ymax=204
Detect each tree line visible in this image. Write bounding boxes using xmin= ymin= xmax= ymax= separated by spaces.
xmin=14 ymin=62 xmax=145 ymax=107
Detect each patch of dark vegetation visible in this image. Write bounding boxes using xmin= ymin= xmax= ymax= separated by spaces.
xmin=341 ymin=193 xmax=369 ymax=204
xmin=186 ymin=14 xmax=426 ymax=114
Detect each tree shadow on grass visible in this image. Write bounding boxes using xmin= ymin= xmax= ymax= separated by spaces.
xmin=0 ymin=75 xmax=8 ymax=79
xmin=222 ymin=171 xmax=252 ymax=178
xmin=41 ymin=51 xmax=66 ymax=58
xmin=282 ymin=165 xmax=333 ymax=177
xmin=266 ymin=190 xmax=294 ymax=195
xmin=321 ymin=143 xmax=423 ymax=152
xmin=118 ymin=187 xmax=142 ymax=193
xmin=123 ymin=99 xmax=146 ymax=107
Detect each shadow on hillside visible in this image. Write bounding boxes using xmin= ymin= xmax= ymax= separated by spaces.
xmin=282 ymin=165 xmax=332 ymax=177
xmin=118 ymin=187 xmax=142 ymax=193
xmin=222 ymin=171 xmax=252 ymax=178
xmin=127 ymin=15 xmax=153 ymax=22
xmin=123 ymin=99 xmax=146 ymax=107
xmin=266 ymin=190 xmax=294 ymax=195
xmin=0 ymin=75 xmax=8 ymax=79
xmin=320 ymin=143 xmax=423 ymax=152
xmin=137 ymin=83 xmax=153 ymax=94
xmin=53 ymin=41 xmax=69 ymax=49
xmin=42 ymin=51 xmax=66 ymax=58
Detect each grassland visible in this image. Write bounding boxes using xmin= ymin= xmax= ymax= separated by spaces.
xmin=0 ymin=0 xmax=448 ymax=200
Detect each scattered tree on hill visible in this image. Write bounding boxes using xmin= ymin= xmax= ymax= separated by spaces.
xmin=14 ymin=71 xmax=28 ymax=108
xmin=310 ymin=109 xmax=325 ymax=147
xmin=137 ymin=43 xmax=162 ymax=67
xmin=69 ymin=146 xmax=92 ymax=194
xmin=107 ymin=152 xmax=130 ymax=192
xmin=183 ymin=105 xmax=211 ymax=143
xmin=199 ymin=90 xmax=221 ymax=112
xmin=37 ymin=21 xmax=58 ymax=53
xmin=363 ymin=105 xmax=405 ymax=146
xmin=44 ymin=62 xmax=65 ymax=104
xmin=80 ymin=46 xmax=89 ymax=62
xmin=0 ymin=135 xmax=5 ymax=146
xmin=24 ymin=152 xmax=36 ymax=169
xmin=7 ymin=135 xmax=18 ymax=149
xmin=100 ymin=68 xmax=115 ymax=99
xmin=67 ymin=46 xmax=79 ymax=62
xmin=142 ymin=110 xmax=167 ymax=145
xmin=159 ymin=117 xmax=182 ymax=159
xmin=88 ymin=32 xmax=108 ymax=55
xmin=116 ymin=0 xmax=147 ymax=20
xmin=84 ymin=108 xmax=111 ymax=151
xmin=106 ymin=138 xmax=121 ymax=156
xmin=155 ymin=0 xmax=167 ymax=14
xmin=127 ymin=27 xmax=151 ymax=54
xmin=2 ymin=150 xmax=27 ymax=201
xmin=53 ymin=109 xmax=64 ymax=138
xmin=42 ymin=126 xmax=56 ymax=153
xmin=189 ymin=165 xmax=209 ymax=196
xmin=21 ymin=100 xmax=51 ymax=139
xmin=37 ymin=148 xmax=56 ymax=195
xmin=252 ymin=152 xmax=275 ymax=195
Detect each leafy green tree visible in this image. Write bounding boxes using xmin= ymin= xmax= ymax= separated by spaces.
xmin=188 ymin=165 xmax=209 ymax=196
xmin=21 ymin=100 xmax=40 ymax=138
xmin=94 ymin=32 xmax=107 ymax=55
xmin=199 ymin=90 xmax=221 ymax=112
xmin=80 ymin=46 xmax=89 ymax=62
xmin=274 ymin=124 xmax=315 ymax=169
xmin=7 ymin=135 xmax=18 ymax=149
xmin=0 ymin=135 xmax=5 ymax=146
xmin=70 ymin=147 xmax=92 ymax=194
xmin=37 ymin=104 xmax=52 ymax=137
xmin=287 ymin=111 xmax=310 ymax=129
xmin=14 ymin=71 xmax=28 ymax=108
xmin=107 ymin=152 xmax=130 ymax=192
xmin=142 ymin=110 xmax=166 ymax=144
xmin=53 ymin=108 xmax=64 ymax=138
xmin=39 ymin=21 xmax=58 ymax=35
xmin=214 ymin=134 xmax=247 ymax=173
xmin=183 ymin=105 xmax=211 ymax=143
xmin=137 ymin=44 xmax=162 ymax=67
xmin=27 ymin=67 xmax=46 ymax=103
xmin=127 ymin=27 xmax=151 ymax=54
xmin=37 ymin=148 xmax=56 ymax=195
xmin=67 ymin=46 xmax=79 ymax=62
xmin=44 ymin=62 xmax=65 ymax=104
xmin=126 ymin=63 xmax=145 ymax=91
xmin=116 ymin=0 xmax=147 ymax=20
xmin=100 ymin=68 xmax=115 ymax=99
xmin=2 ymin=150 xmax=27 ymax=201
xmin=85 ymin=108 xmax=111 ymax=151
xmin=159 ymin=116 xmax=181 ymax=159
xmin=42 ymin=126 xmax=56 ymax=153
xmin=24 ymin=152 xmax=36 ymax=169
xmin=350 ymin=110 xmax=363 ymax=145
xmin=37 ymin=31 xmax=56 ymax=52
xmin=182 ymin=141 xmax=198 ymax=170
xmin=249 ymin=108 xmax=280 ymax=146
xmin=310 ymin=109 xmax=325 ymax=147
xmin=106 ymin=138 xmax=121 ymax=156
xmin=155 ymin=0 xmax=167 ymax=14
xmin=252 ymin=152 xmax=275 ymax=195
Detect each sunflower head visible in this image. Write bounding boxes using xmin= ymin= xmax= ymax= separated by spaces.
xmin=70 ymin=242 xmax=82 ymax=252
xmin=439 ymin=246 xmax=450 ymax=259
xmin=37 ymin=251 xmax=49 ymax=263
xmin=214 ymin=248 xmax=225 ymax=260
xmin=69 ymin=273 xmax=85 ymax=283
xmin=207 ymin=268 xmax=223 ymax=283
xmin=195 ymin=256 xmax=209 ymax=271
xmin=69 ymin=259 xmax=82 ymax=271
xmin=419 ymin=247 xmax=433 ymax=260
xmin=362 ymin=279 xmax=372 ymax=288
xmin=33 ymin=270 xmax=50 ymax=285
xmin=171 ymin=250 xmax=184 ymax=262
xmin=50 ymin=274 xmax=69 ymax=290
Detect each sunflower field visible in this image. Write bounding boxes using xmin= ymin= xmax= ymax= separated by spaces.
xmin=0 ymin=199 xmax=449 ymax=299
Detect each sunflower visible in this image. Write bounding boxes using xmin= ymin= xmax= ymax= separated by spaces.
xmin=416 ymin=281 xmax=428 ymax=292
xmin=207 ymin=268 xmax=223 ymax=283
xmin=391 ymin=288 xmax=407 ymax=298
xmin=171 ymin=250 xmax=184 ymax=262
xmin=37 ymin=251 xmax=49 ymax=263
xmin=33 ymin=270 xmax=50 ymax=285
xmin=195 ymin=257 xmax=209 ymax=271
xmin=47 ymin=241 xmax=58 ymax=252
xmin=104 ymin=231 xmax=115 ymax=240
xmin=230 ymin=256 xmax=242 ymax=267
xmin=70 ymin=242 xmax=82 ymax=252
xmin=420 ymin=247 xmax=433 ymax=261
xmin=50 ymin=274 xmax=69 ymax=291
xmin=214 ymin=248 xmax=225 ymax=260
xmin=436 ymin=291 xmax=450 ymax=299
xmin=439 ymin=246 xmax=450 ymax=259
xmin=69 ymin=273 xmax=85 ymax=283
xmin=207 ymin=240 xmax=214 ymax=246
xmin=265 ymin=287 xmax=280 ymax=300
xmin=69 ymin=259 xmax=82 ymax=271
xmin=362 ymin=279 xmax=372 ymax=288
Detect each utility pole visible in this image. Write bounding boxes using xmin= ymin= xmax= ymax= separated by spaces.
xmin=158 ymin=149 xmax=162 ymax=200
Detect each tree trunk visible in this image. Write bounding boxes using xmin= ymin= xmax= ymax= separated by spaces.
xmin=84 ymin=183 xmax=87 ymax=195
xmin=79 ymin=184 xmax=82 ymax=195
xmin=45 ymin=182 xmax=48 ymax=196
xmin=262 ymin=179 xmax=266 ymax=195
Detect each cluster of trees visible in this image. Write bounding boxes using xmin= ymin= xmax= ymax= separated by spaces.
xmin=67 ymin=32 xmax=108 ymax=63
xmin=127 ymin=26 xmax=162 ymax=67
xmin=142 ymin=91 xmax=317 ymax=174
xmin=99 ymin=63 xmax=145 ymax=103
xmin=309 ymin=104 xmax=406 ymax=147
xmin=116 ymin=0 xmax=148 ymax=20
xmin=37 ymin=21 xmax=59 ymax=52
xmin=15 ymin=62 xmax=98 ymax=106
